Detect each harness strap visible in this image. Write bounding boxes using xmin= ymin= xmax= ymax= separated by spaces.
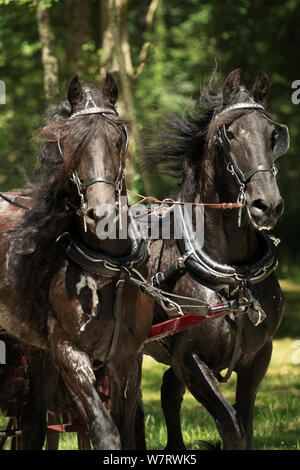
xmin=127 ymin=267 xmax=216 ymax=317
xmin=0 ymin=193 xmax=30 ymax=211
xmin=152 ymin=256 xmax=187 ymax=287
xmin=217 ymin=312 xmax=244 ymax=383
xmin=99 ymin=271 xmax=126 ymax=368
xmin=242 ymin=164 xmax=276 ymax=185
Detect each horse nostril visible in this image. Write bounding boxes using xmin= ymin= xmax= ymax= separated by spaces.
xmin=275 ymin=200 xmax=284 ymax=217
xmin=87 ymin=208 xmax=96 ymax=221
xmin=252 ymin=199 xmax=268 ymax=214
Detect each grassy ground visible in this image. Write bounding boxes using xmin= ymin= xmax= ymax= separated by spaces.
xmin=142 ymin=338 xmax=300 ymax=450
xmin=1 ymin=280 xmax=300 ymax=450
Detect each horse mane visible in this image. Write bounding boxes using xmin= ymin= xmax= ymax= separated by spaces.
xmin=146 ymin=72 xmax=267 ymax=202
xmin=5 ymin=84 xmax=124 ymax=334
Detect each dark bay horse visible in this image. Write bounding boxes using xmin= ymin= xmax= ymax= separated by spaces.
xmin=0 ymin=73 xmax=153 ymax=449
xmin=144 ymin=69 xmax=288 ymax=450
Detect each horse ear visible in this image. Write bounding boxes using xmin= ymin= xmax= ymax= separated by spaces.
xmin=223 ymin=68 xmax=241 ymax=104
xmin=103 ymin=72 xmax=118 ymax=105
xmin=67 ymin=75 xmax=83 ymax=110
xmin=252 ymin=71 xmax=270 ymax=102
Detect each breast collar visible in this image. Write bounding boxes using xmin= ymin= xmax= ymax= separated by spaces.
xmin=62 ymin=215 xmax=149 ymax=278
xmin=176 ymin=205 xmax=278 ymax=288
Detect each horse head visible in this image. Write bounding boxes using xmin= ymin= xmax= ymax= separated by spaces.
xmin=51 ymin=74 xmax=130 ymax=254
xmin=212 ymin=68 xmax=289 ymax=231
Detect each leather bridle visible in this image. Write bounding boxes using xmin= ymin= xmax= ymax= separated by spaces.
xmin=214 ymin=102 xmax=290 ymax=226
xmin=60 ymin=87 xmax=129 ymax=231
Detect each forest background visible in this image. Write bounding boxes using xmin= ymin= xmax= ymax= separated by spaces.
xmin=0 ymin=0 xmax=299 ymax=276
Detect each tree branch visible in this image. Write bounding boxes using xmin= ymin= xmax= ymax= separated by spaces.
xmin=135 ymin=0 xmax=159 ymax=77
xmin=108 ymin=0 xmax=153 ymax=193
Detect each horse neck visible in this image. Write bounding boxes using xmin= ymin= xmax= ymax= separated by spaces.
xmin=183 ymin=150 xmax=259 ymax=266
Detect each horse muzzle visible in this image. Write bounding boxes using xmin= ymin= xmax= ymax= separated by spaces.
xmin=246 ymin=196 xmax=284 ymax=231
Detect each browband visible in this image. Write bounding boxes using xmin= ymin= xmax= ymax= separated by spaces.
xmin=70 ymin=107 xmax=118 ymax=119
xmin=215 ymin=102 xmax=265 ymax=118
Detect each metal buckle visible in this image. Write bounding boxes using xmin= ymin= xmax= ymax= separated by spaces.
xmin=237 ymin=184 xmax=246 ymax=206
xmin=161 ymin=299 xmax=184 ymax=317
xmin=151 ymin=272 xmax=165 ymax=286
xmin=227 ymin=162 xmax=235 ymax=175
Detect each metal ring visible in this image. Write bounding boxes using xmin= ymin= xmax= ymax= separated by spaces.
xmin=227 ymin=163 xmax=235 ymax=175
xmin=161 ymin=198 xmax=176 ymax=211
xmin=237 ymin=189 xmax=246 ymax=206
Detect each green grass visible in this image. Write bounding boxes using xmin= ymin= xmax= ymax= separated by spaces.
xmin=141 ymin=279 xmax=300 ymax=450
xmin=141 ymin=338 xmax=300 ymax=450
xmin=1 ymin=279 xmax=300 ymax=450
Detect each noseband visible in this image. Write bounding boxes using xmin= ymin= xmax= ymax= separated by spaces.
xmin=61 ymin=88 xmax=129 ymax=230
xmin=214 ymin=102 xmax=290 ymax=226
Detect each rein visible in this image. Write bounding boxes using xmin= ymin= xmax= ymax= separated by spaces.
xmin=127 ymin=189 xmax=241 ymax=211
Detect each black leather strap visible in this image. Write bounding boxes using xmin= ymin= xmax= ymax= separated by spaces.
xmin=176 ymin=205 xmax=278 ymax=287
xmin=0 ymin=193 xmax=30 ymax=210
xmin=242 ymin=164 xmax=275 ymax=183
xmin=64 ymin=235 xmax=149 ymax=277
xmin=99 ymin=271 xmax=126 ymax=367
xmin=219 ymin=125 xmax=275 ymax=185
xmin=152 ymin=257 xmax=187 ymax=287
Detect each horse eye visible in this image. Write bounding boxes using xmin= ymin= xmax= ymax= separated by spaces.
xmin=226 ymin=130 xmax=234 ymax=140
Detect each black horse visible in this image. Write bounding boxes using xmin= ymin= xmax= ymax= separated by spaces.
xmin=0 ymin=73 xmax=153 ymax=449
xmin=144 ymin=69 xmax=288 ymax=450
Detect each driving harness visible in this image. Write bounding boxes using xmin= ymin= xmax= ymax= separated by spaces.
xmin=0 ymin=94 xmax=290 ymax=378
xmin=152 ymin=101 xmax=288 ymax=290
xmin=147 ymin=101 xmax=289 ymax=381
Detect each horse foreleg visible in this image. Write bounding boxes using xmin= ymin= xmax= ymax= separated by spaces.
xmin=21 ymin=354 xmax=47 ymax=450
xmin=48 ymin=316 xmax=121 ymax=450
xmin=161 ymin=367 xmax=186 ymax=450
xmin=109 ymin=356 xmax=143 ymax=450
xmin=235 ymin=340 xmax=273 ymax=449
xmin=176 ymin=353 xmax=247 ymax=450
xmin=135 ymin=388 xmax=147 ymax=450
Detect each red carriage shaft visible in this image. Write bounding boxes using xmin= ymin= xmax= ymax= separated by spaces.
xmin=145 ymin=302 xmax=230 ymax=343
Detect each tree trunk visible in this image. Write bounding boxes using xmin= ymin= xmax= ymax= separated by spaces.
xmin=36 ymin=1 xmax=60 ymax=107
xmin=64 ymin=0 xmax=91 ymax=73
xmin=100 ymin=0 xmax=158 ymax=194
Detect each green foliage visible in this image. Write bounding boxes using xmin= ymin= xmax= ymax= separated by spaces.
xmin=0 ymin=0 xmax=299 ymax=260
xmin=0 ymin=0 xmax=59 ymax=6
